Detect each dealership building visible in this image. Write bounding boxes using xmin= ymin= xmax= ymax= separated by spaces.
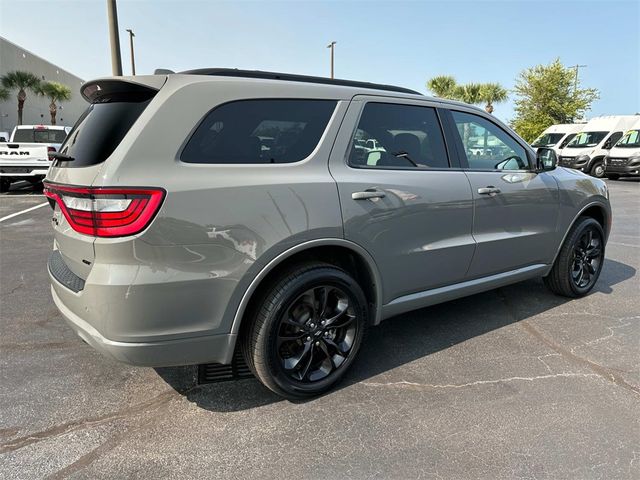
xmin=0 ymin=36 xmax=87 ymax=134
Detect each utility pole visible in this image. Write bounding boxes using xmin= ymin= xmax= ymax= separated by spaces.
xmin=126 ymin=29 xmax=136 ymax=75
xmin=327 ymin=41 xmax=336 ymax=79
xmin=107 ymin=0 xmax=123 ymax=76
xmin=572 ymin=64 xmax=587 ymax=93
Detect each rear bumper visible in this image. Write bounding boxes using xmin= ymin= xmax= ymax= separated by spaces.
xmin=0 ymin=163 xmax=50 ymax=177
xmin=48 ymin=250 xmax=239 ymax=367
xmin=51 ymin=286 xmax=237 ymax=366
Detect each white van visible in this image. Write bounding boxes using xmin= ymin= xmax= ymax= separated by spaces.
xmin=558 ymin=115 xmax=640 ymax=178
xmin=604 ymin=118 xmax=640 ymax=180
xmin=530 ymin=123 xmax=583 ymax=156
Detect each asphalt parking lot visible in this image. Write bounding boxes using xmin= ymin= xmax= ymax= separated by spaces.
xmin=1 ymin=179 xmax=638 ymax=479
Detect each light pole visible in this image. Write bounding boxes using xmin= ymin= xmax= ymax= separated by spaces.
xmin=326 ymin=41 xmax=336 ymax=79
xmin=572 ymin=64 xmax=587 ymax=93
xmin=126 ymin=29 xmax=136 ymax=75
xmin=106 ymin=0 xmax=123 ymax=76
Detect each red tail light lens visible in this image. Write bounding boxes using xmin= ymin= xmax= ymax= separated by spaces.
xmin=43 ymin=183 xmax=165 ymax=238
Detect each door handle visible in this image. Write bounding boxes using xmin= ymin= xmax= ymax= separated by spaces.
xmin=352 ymin=190 xmax=386 ymax=200
xmin=477 ymin=186 xmax=501 ymax=196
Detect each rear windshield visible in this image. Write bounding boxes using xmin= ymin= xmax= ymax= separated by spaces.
xmin=56 ymin=97 xmax=151 ymax=167
xmin=12 ymin=128 xmax=68 ymax=143
xmin=181 ymin=99 xmax=337 ymax=164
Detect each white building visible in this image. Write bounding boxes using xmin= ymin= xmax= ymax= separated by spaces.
xmin=0 ymin=36 xmax=87 ymax=133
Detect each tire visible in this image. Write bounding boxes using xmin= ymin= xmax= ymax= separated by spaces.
xmin=590 ymin=161 xmax=605 ymax=178
xmin=605 ymin=174 xmax=620 ymax=180
xmin=0 ymin=178 xmax=11 ymax=193
xmin=242 ymin=262 xmax=368 ymax=399
xmin=544 ymin=217 xmax=605 ymax=298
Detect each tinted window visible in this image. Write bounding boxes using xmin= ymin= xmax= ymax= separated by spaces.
xmin=606 ymin=131 xmax=623 ymax=148
xmin=451 ymin=111 xmax=528 ymax=171
xmin=348 ymin=103 xmax=449 ymax=169
xmin=181 ymin=99 xmax=337 ymax=164
xmin=12 ymin=128 xmax=67 ymax=143
xmin=56 ymin=98 xmax=151 ymax=167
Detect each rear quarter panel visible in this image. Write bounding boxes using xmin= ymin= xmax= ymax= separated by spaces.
xmin=89 ymin=77 xmax=349 ymax=338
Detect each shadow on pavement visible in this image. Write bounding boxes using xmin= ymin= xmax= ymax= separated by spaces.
xmin=157 ymin=258 xmax=635 ymax=412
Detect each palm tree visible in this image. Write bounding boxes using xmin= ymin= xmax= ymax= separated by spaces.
xmin=1 ymin=71 xmax=42 ymax=125
xmin=454 ymin=83 xmax=483 ymax=105
xmin=36 ymin=81 xmax=72 ymax=125
xmin=426 ymin=75 xmax=458 ymax=99
xmin=480 ymin=82 xmax=508 ymax=114
xmin=0 ymin=87 xmax=10 ymax=102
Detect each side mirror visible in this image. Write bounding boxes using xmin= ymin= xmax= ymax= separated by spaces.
xmin=603 ymin=139 xmax=612 ymax=149
xmin=536 ymin=147 xmax=557 ymax=171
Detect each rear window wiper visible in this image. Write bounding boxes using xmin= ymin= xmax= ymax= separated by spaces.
xmin=49 ymin=152 xmax=75 ymax=162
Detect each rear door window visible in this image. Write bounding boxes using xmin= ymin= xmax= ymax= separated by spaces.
xmin=181 ymin=99 xmax=337 ymax=164
xmin=348 ymin=102 xmax=449 ymax=169
xmin=56 ymin=97 xmax=152 ymax=167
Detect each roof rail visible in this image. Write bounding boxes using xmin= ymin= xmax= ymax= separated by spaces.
xmin=178 ymin=68 xmax=422 ymax=96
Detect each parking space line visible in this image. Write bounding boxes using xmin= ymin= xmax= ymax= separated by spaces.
xmin=0 ymin=202 xmax=49 ymax=223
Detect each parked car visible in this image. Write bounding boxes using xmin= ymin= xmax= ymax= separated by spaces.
xmin=558 ymin=115 xmax=639 ymax=178
xmin=0 ymin=125 xmax=71 ymax=191
xmin=44 ymin=69 xmax=611 ymax=399
xmin=530 ymin=123 xmax=584 ymax=156
xmin=604 ymin=118 xmax=640 ymax=180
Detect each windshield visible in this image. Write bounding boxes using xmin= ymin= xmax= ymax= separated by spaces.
xmin=531 ymin=132 xmax=564 ymax=147
xmin=615 ymin=129 xmax=640 ymax=148
xmin=566 ymin=131 xmax=608 ymax=148
xmin=12 ymin=128 xmax=67 ymax=144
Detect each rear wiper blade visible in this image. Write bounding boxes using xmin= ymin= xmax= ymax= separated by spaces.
xmin=49 ymin=152 xmax=75 ymax=162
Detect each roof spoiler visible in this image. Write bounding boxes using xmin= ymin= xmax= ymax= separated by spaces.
xmin=80 ymin=77 xmax=166 ymax=103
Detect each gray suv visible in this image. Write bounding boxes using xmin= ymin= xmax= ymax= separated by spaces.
xmin=44 ymin=69 xmax=611 ymax=399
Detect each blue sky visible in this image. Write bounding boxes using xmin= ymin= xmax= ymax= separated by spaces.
xmin=1 ymin=0 xmax=638 ymax=121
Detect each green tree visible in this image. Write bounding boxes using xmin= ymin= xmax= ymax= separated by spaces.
xmin=454 ymin=83 xmax=483 ymax=105
xmin=0 ymin=87 xmax=10 ymax=102
xmin=511 ymin=59 xmax=599 ymax=142
xmin=1 ymin=71 xmax=42 ymax=125
xmin=36 ymin=81 xmax=72 ymax=125
xmin=426 ymin=75 xmax=459 ymax=99
xmin=480 ymin=82 xmax=508 ymax=114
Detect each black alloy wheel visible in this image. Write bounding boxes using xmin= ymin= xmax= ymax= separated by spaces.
xmin=570 ymin=226 xmax=603 ymax=290
xmin=243 ymin=263 xmax=367 ymax=399
xmin=276 ymin=285 xmax=358 ymax=383
xmin=544 ymin=217 xmax=605 ymax=298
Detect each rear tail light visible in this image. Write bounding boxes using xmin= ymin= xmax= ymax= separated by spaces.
xmin=43 ymin=183 xmax=165 ymax=238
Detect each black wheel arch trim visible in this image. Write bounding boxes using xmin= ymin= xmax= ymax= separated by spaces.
xmin=230 ymin=238 xmax=384 ymax=338
xmin=548 ymin=201 xmax=610 ymax=270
